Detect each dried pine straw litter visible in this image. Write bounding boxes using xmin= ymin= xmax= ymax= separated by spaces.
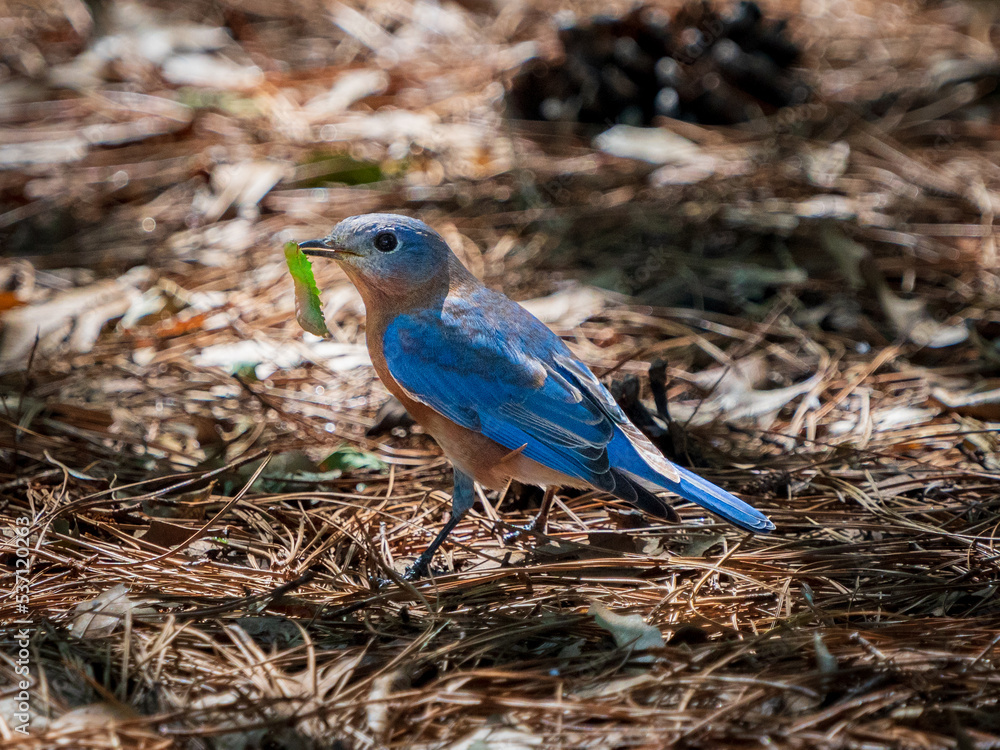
xmin=1 ymin=0 xmax=999 ymax=748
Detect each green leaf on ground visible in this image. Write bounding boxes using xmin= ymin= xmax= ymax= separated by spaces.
xmin=320 ymin=445 xmax=387 ymax=473
xmin=284 ymin=241 xmax=330 ymax=337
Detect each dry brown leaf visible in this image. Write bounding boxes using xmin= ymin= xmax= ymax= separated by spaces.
xmin=140 ymin=519 xmax=201 ymax=549
xmin=304 ymin=70 xmax=390 ymax=119
xmin=68 ymin=584 xmax=156 ymax=639
xmin=931 ymin=383 xmax=1000 ymax=418
xmin=162 ymin=54 xmax=262 ymax=90
xmin=672 ymin=354 xmax=824 ymax=427
xmin=820 ymin=221 xmax=868 ymax=288
xmin=0 ymin=267 xmax=150 ymax=372
xmin=592 ymin=124 xmax=699 ymax=164
xmin=366 ymin=669 xmax=408 ymax=738
xmin=444 ymin=726 xmax=545 ymax=750
xmin=589 ymin=603 xmax=664 ymax=663
xmin=199 ymin=160 xmax=292 ymax=223
xmin=50 ymin=703 xmax=139 ymax=732
xmin=520 ymin=283 xmax=607 ymax=328
xmin=48 ymin=1 xmax=232 ymax=88
xmin=192 ymin=338 xmax=369 ymax=378
xmin=877 ymin=285 xmax=968 ymax=348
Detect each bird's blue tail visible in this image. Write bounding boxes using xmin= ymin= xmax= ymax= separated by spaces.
xmin=657 ymin=464 xmax=774 ymax=533
xmin=609 ymin=431 xmax=774 ymax=532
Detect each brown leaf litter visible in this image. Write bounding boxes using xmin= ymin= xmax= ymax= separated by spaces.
xmin=0 ymin=0 xmax=999 ymax=748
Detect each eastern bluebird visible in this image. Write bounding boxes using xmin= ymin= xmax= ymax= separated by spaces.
xmin=299 ymin=214 xmax=773 ymax=580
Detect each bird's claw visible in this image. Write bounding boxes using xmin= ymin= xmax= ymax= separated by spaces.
xmin=402 ymin=560 xmax=428 ymax=581
xmin=502 ymin=517 xmax=540 ymax=545
xmin=372 ymin=557 xmax=432 ymax=589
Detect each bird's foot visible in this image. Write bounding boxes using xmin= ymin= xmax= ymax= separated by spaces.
xmin=502 ymin=514 xmax=546 ymax=545
xmin=502 ymin=487 xmax=555 ymax=545
xmin=402 ymin=558 xmax=429 ymax=581
xmin=372 ymin=555 xmax=433 ymax=589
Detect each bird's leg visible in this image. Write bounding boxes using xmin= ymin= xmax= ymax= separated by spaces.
xmin=650 ymin=358 xmax=691 ymax=463
xmin=402 ymin=469 xmax=475 ymax=581
xmin=502 ymin=486 xmax=556 ymax=544
xmin=649 ymin=358 xmax=670 ymax=422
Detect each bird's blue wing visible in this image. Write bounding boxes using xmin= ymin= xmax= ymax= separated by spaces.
xmin=383 ymin=294 xmax=621 ymax=491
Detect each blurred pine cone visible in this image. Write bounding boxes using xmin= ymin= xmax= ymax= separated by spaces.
xmin=508 ymin=1 xmax=810 ymax=127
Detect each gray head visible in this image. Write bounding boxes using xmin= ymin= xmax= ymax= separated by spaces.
xmin=298 ymin=214 xmax=459 ymax=298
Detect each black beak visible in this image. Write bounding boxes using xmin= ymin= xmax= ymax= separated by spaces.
xmin=298 ymin=239 xmax=342 ymax=259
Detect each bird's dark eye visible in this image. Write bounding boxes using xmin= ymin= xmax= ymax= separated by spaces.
xmin=374 ymin=232 xmax=398 ymax=253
